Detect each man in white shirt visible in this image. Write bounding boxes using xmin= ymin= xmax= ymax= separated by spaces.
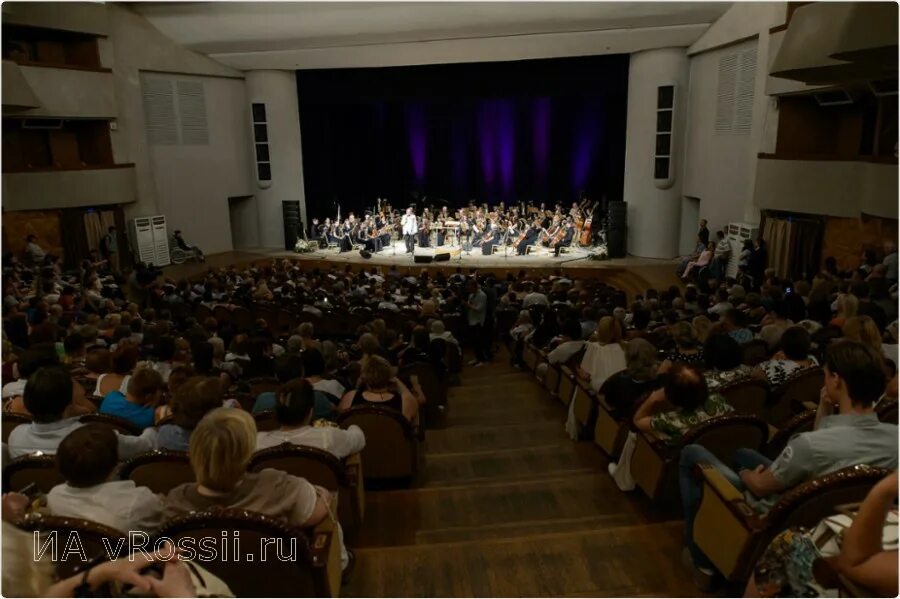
xmin=24 ymin=234 xmax=45 ymax=266
xmin=401 ymin=207 xmax=418 ymax=254
xmin=522 ymin=283 xmax=549 ymax=308
xmin=256 ymin=379 xmax=365 ymax=459
xmin=47 ymin=424 xmax=165 ymax=533
xmin=7 ymin=366 xmax=157 ymax=460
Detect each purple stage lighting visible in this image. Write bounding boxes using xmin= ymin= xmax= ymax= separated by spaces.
xmin=572 ymin=106 xmax=600 ymax=190
xmin=406 ymin=103 xmax=427 ymax=184
xmin=477 ymin=102 xmax=496 ymax=187
xmin=496 ymin=99 xmax=515 ymax=196
xmin=532 ymin=98 xmax=551 ymax=181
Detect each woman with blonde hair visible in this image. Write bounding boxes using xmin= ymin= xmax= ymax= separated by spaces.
xmin=578 ymin=316 xmax=627 ymax=392
xmin=842 ymin=316 xmax=883 ymax=357
xmin=691 ymin=315 xmax=712 ymax=344
xmin=165 ymin=408 xmax=350 ymax=570
xmin=829 ymin=293 xmax=858 ymax=329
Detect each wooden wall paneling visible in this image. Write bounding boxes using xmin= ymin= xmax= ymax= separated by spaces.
xmin=48 ymin=130 xmax=82 ymax=169
xmin=2 ymin=210 xmax=65 ymax=262
xmin=821 ymin=215 xmax=899 ymax=271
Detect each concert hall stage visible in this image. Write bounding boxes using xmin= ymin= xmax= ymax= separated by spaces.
xmin=164 ymin=241 xmax=681 ymax=299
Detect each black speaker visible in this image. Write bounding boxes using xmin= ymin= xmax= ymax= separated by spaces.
xmin=608 ymin=201 xmax=627 ymax=232
xmin=282 ymin=201 xmax=302 ymax=251
xmin=434 ymin=252 xmax=451 ymax=262
xmin=414 ymin=255 xmax=433 ymax=264
xmin=359 ymin=250 xmax=372 ymax=259
xmin=607 ymin=229 xmax=627 ymax=259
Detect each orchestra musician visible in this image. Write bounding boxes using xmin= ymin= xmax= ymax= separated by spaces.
xmin=516 ymin=220 xmax=541 ymax=256
xmin=553 ymin=218 xmax=577 ymax=257
xmin=481 ymin=223 xmax=501 ymax=256
xmin=401 ymin=207 xmax=417 ymax=254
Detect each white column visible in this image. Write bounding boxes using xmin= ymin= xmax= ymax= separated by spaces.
xmin=622 ymin=48 xmax=689 ymax=259
xmin=244 ymin=70 xmax=307 ymax=248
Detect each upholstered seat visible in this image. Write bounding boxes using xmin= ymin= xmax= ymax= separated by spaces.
xmin=571 ymin=381 xmax=597 ymax=439
xmin=593 ymin=394 xmax=627 ymax=458
xmin=249 ymin=377 xmax=280 ymax=398
xmin=79 ymin=413 xmax=143 ymax=436
xmin=119 ymin=450 xmax=194 ymax=494
xmin=631 ymin=414 xmax=770 ymax=503
xmin=249 ymin=443 xmax=365 ymax=539
xmin=765 ymin=409 xmax=816 ymax=460
xmin=719 ymin=378 xmax=768 ymax=416
xmin=17 ymin=514 xmax=128 ymax=580
xmin=557 ymin=366 xmax=577 ymax=407
xmin=693 ymin=464 xmax=890 ymax=583
xmin=156 ymin=507 xmax=342 ymax=597
xmin=336 ymin=406 xmax=418 ymax=483
xmin=766 ymin=367 xmax=824 ymax=427
xmin=3 ymin=453 xmax=64 ymax=493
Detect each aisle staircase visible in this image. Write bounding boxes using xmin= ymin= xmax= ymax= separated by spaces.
xmin=343 ymin=351 xmax=705 ymax=597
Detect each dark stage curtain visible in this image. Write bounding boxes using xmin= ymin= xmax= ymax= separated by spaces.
xmin=297 ymin=55 xmax=629 ymax=219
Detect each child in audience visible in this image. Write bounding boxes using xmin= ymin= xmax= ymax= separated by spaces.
xmin=47 ymin=424 xmax=165 ymax=533
xmin=99 ymin=367 xmax=165 ymax=430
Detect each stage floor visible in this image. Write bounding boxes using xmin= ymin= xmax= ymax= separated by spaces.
xmin=163 ymin=241 xmax=681 ymax=299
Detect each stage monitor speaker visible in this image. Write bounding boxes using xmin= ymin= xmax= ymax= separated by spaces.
xmin=359 ymin=250 xmax=372 ymax=259
xmin=607 ymin=229 xmax=627 ymax=259
xmin=414 ymin=255 xmax=433 ymax=264
xmin=434 ymin=252 xmax=451 ymax=262
xmin=282 ymin=201 xmax=302 ymax=251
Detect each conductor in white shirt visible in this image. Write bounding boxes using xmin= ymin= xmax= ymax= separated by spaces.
xmin=256 ymin=379 xmax=366 ymax=459
xmin=401 ymin=207 xmax=418 ymax=254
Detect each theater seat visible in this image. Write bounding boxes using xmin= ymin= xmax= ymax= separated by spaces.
xmin=631 ymin=415 xmax=769 ymax=503
xmin=693 ymin=464 xmax=890 ymax=583
xmin=337 ymin=406 xmax=418 ymax=483
xmin=543 ymin=362 xmax=561 ymax=397
xmin=719 ymin=378 xmax=768 ymax=416
xmin=249 ymin=443 xmax=365 ymax=539
xmin=571 ymin=381 xmax=597 ymax=439
xmin=17 ymin=514 xmax=128 ymax=580
xmin=593 ymin=394 xmax=628 ymax=458
xmin=79 ymin=413 xmax=143 ymax=436
xmin=254 ymin=410 xmax=280 ymax=432
xmin=876 ymin=397 xmax=898 ymax=424
xmin=156 ymin=507 xmax=342 ymax=597
xmin=557 ymin=366 xmax=577 ymax=407
xmin=249 ymin=377 xmax=281 ymax=398
xmin=522 ymin=342 xmax=539 ymax=372
xmin=119 ymin=450 xmax=194 ymax=494
xmin=766 ymin=367 xmax=824 ymax=428
xmin=3 ymin=454 xmax=63 ymax=494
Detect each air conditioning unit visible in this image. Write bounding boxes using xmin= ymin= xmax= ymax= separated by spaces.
xmin=725 ymin=222 xmax=759 ymax=280
xmin=130 ymin=215 xmax=171 ymax=267
xmin=813 ymin=89 xmax=854 ymax=106
xmin=869 ymin=78 xmax=898 ymax=97
xmin=22 ymin=118 xmax=64 ymax=129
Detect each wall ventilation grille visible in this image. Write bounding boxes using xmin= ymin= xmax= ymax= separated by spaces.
xmin=142 ymin=76 xmax=209 ymax=146
xmin=715 ymin=47 xmax=757 ymax=135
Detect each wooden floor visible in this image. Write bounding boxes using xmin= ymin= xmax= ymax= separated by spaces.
xmin=343 ymin=351 xmax=705 ymax=597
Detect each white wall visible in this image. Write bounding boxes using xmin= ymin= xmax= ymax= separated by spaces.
xmin=142 ymin=73 xmax=253 ymax=255
xmin=105 ymin=5 xmax=253 ymax=254
xmin=680 ymin=2 xmax=785 ymax=240
xmin=623 ymin=48 xmax=690 ymax=259
xmin=245 ymin=71 xmax=307 ymax=249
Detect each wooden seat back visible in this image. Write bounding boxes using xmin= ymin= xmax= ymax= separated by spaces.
xmin=79 ymin=413 xmax=143 ymax=436
xmin=694 ymin=464 xmax=890 ymax=582
xmin=3 ymin=454 xmax=64 ymax=493
xmin=557 ymin=366 xmax=577 ymax=407
xmin=17 ymin=514 xmax=128 ymax=580
xmin=157 ymin=509 xmax=339 ymax=597
xmin=767 ymin=367 xmax=824 ymax=427
xmin=119 ymin=450 xmax=194 ymax=494
xmin=337 ymin=406 xmax=418 ymax=481
xmin=719 ymin=378 xmax=768 ymax=416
